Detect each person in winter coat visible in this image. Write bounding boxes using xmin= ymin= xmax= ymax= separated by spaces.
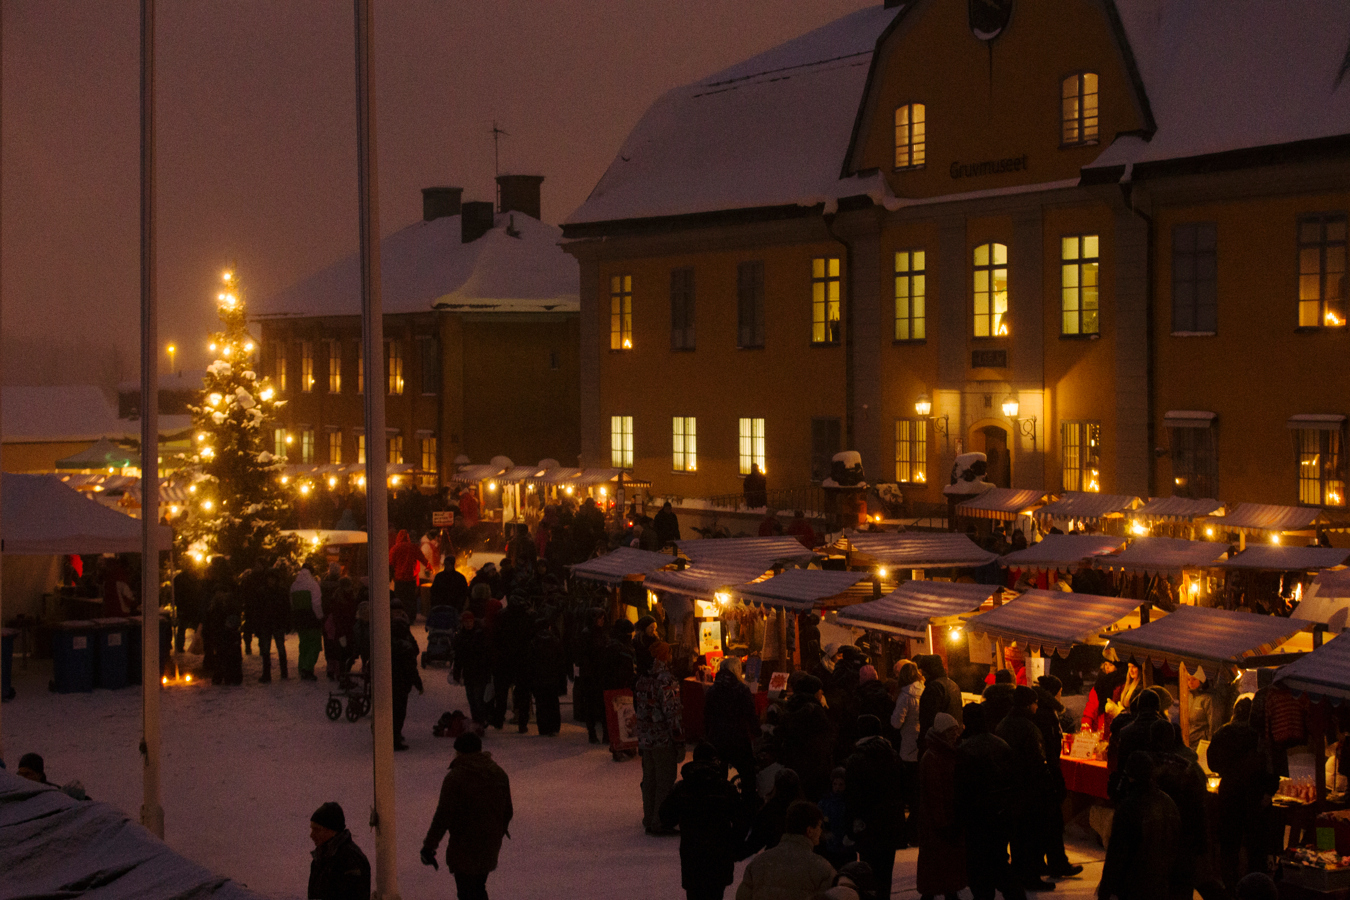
xmin=1097 ymin=752 xmax=1182 ymax=900
xmin=457 ymin=488 xmax=480 ymax=528
xmin=735 ymin=801 xmax=835 ymax=900
xmin=844 ymin=715 xmax=907 ymax=899
xmin=1208 ymin=698 xmax=1279 ymax=894
xmin=996 ymin=685 xmax=1054 ymax=892
xmin=660 ymin=743 xmax=747 ymax=900
xmin=776 ymin=674 xmax=835 ymax=801
xmin=916 ymin=713 xmax=967 ymax=900
xmin=634 ymin=640 xmax=687 ymax=833
xmin=1149 ymin=720 xmax=1224 ymax=900
xmin=889 ymin=660 xmax=924 ymax=845
xmin=421 ymin=732 xmax=513 ymax=900
xmin=390 ymin=604 xmax=424 ymax=750
xmin=389 ymin=529 xmax=428 ymax=614
xmin=452 ymin=610 xmax=493 ymax=727
xmin=574 ymin=608 xmax=609 ymax=744
xmin=704 ymin=657 xmax=760 ymax=796
xmin=1032 ymin=676 xmax=1083 ymax=880
xmin=654 ymin=501 xmax=682 ymax=547
xmin=599 ymin=619 xmax=638 ymax=759
xmin=916 ymin=655 xmax=963 ymax=752
xmin=291 ymin=563 xmax=324 ymax=681
xmin=818 ymin=768 xmax=854 ymax=870
xmin=528 ymin=618 xmax=569 ymax=736
xmin=492 ymin=595 xmax=536 ymax=732
xmin=1110 ymin=689 xmax=1166 ymax=799
xmin=1080 ymin=659 xmax=1125 ymax=733
xmin=855 ymin=666 xmax=893 ymax=732
xmin=308 ymin=802 xmax=370 ymax=900
xmin=742 ymin=464 xmax=768 ymax=511
xmin=257 ymin=565 xmax=291 ymax=682
xmin=207 ymin=562 xmax=243 ymax=686
xmin=956 ymin=703 xmax=1024 ymax=900
xmin=430 ymin=562 xmax=470 ymax=614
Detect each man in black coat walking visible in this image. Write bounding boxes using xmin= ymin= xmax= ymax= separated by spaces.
xmin=957 ymin=703 xmax=1026 ymax=900
xmin=703 ymin=658 xmax=759 ymax=798
xmin=452 ymin=610 xmax=493 ymax=727
xmin=660 ymin=743 xmax=746 ymax=900
xmin=391 ymin=605 xmax=424 ymax=750
xmin=996 ymin=685 xmax=1054 ymax=892
xmin=844 ymin=715 xmax=907 ymax=900
xmin=308 ymin=802 xmax=370 ymax=900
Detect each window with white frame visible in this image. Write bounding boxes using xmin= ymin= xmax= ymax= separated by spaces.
xmin=895 ymin=419 xmax=928 ymax=484
xmin=894 ymin=103 xmax=926 ymax=169
xmin=894 ymin=250 xmax=926 ymax=341
xmin=328 ymin=428 xmax=342 ymax=465
xmin=328 ymin=340 xmax=342 ymax=393
xmin=738 ymin=418 xmax=766 ymax=476
xmin=1061 ymin=235 xmax=1100 ymax=335
xmin=1297 ymin=426 xmax=1346 ymax=507
xmin=300 ymin=341 xmax=315 ymax=392
xmin=611 ymin=275 xmax=633 ymax=350
xmin=973 ymin=243 xmax=1009 ymax=337
xmin=300 ymin=426 xmax=315 ymax=463
xmin=1061 ymin=421 xmax=1101 ymax=492
xmin=611 ymin=416 xmax=634 ymax=468
xmin=672 ymin=417 xmax=697 ymax=472
xmin=1061 ymin=73 xmax=1099 ymax=145
xmin=386 ymin=341 xmax=404 ymax=395
xmin=811 ymin=258 xmax=841 ymax=345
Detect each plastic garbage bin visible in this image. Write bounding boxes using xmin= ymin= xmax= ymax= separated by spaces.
xmin=52 ymin=621 xmax=97 ymax=693
xmin=93 ymin=617 xmax=130 ymax=689
xmin=1 ymin=628 xmax=15 ymax=701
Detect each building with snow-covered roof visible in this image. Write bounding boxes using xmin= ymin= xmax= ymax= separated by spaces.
xmin=563 ymin=0 xmax=1350 ymax=514
xmin=255 ymin=177 xmax=580 ymax=488
xmin=2 ymin=385 xmax=190 ymax=474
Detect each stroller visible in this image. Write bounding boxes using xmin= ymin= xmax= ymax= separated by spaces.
xmin=421 ymin=605 xmax=457 ymax=668
xmin=325 ymin=668 xmax=371 ymax=723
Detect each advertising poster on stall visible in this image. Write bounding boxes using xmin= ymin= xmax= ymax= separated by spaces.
xmin=603 ymin=689 xmax=638 ymax=753
xmin=698 ymin=620 xmax=723 ymax=655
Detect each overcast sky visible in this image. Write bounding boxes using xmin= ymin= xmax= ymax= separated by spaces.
xmin=1 ymin=0 xmax=875 ymax=381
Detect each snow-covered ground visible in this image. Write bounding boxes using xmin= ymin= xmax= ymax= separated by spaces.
xmin=3 ymin=627 xmax=1107 ymax=899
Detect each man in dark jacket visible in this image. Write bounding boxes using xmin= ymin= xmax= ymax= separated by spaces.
xmin=528 ymin=618 xmax=569 ymax=736
xmin=654 ymin=501 xmax=681 ymax=547
xmin=660 ymin=743 xmax=746 ymax=900
xmin=775 ymin=674 xmax=835 ymax=801
xmin=1110 ymin=689 xmax=1165 ymax=800
xmin=917 ymin=655 xmax=963 ymax=751
xmin=1208 ymin=698 xmax=1279 ymax=893
xmin=599 ymin=619 xmax=638 ymax=759
xmin=844 ymin=715 xmax=906 ymax=900
xmin=704 ymin=659 xmax=759 ymax=798
xmin=1097 ymin=752 xmax=1182 ymax=900
xmin=492 ymin=596 xmax=536 ymax=732
xmin=308 ymin=802 xmax=370 ymax=900
xmin=575 ymin=608 xmax=609 ymax=743
xmin=452 ymin=610 xmax=493 ymax=727
xmin=390 ymin=605 xmax=424 ymax=751
xmin=996 ymin=685 xmax=1054 ymax=892
xmin=1033 ymin=676 xmax=1082 ymax=880
xmin=421 ymin=732 xmax=514 ymax=900
xmin=957 ymin=703 xmax=1025 ymax=900
xmin=430 ymin=563 xmax=470 ymax=614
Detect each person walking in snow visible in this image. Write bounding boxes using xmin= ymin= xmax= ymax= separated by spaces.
xmin=421 ymin=732 xmax=514 ymax=900
xmin=633 ymin=640 xmax=686 ymax=834
xmin=307 ymin=801 xmax=370 ymax=900
xmin=291 ymin=562 xmax=324 ymax=681
xmin=389 ymin=529 xmax=428 ymax=616
xmin=390 ymin=601 xmax=424 ymax=751
xmin=660 ymin=743 xmax=746 ymax=900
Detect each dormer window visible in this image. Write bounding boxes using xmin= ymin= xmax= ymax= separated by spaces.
xmin=1061 ymin=73 xmax=1098 ymax=146
xmin=894 ymin=103 xmax=926 ymax=169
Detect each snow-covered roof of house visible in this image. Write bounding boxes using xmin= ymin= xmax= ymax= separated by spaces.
xmin=1090 ymin=0 xmax=1350 ymax=172
xmin=257 ymin=212 xmax=578 ymax=318
xmin=3 ymin=386 xmax=131 ymax=443
xmin=565 ymin=5 xmax=900 ymax=228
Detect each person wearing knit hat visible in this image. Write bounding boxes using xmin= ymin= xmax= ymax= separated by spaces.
xmin=998 ymin=683 xmax=1057 ymax=891
xmin=858 ymin=664 xmax=878 ymax=683
xmin=915 ymin=710 xmax=967 ymax=898
xmin=16 ymin=753 xmax=48 ymax=784
xmin=307 ymin=801 xmax=370 ymax=900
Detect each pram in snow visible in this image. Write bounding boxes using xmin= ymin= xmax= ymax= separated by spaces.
xmin=420 ymin=605 xmax=456 ymax=668
xmin=325 ymin=668 xmax=371 ymax=723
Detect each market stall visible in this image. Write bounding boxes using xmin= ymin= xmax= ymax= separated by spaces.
xmin=833 ymin=580 xmax=1004 ymax=672
xmin=1091 ymin=536 xmax=1230 ymax=607
xmin=1202 ymin=502 xmax=1332 ymax=550
xmin=676 ymin=535 xmax=817 ymax=566
xmin=1131 ymin=496 xmax=1224 ymax=539
xmin=999 ymin=533 xmax=1126 ymax=590
xmin=1214 ymin=545 xmax=1350 ymax=615
xmin=1292 ymin=567 xmax=1350 ymax=633
xmin=828 ymin=531 xmax=998 ymax=579
xmin=1032 ymin=491 xmax=1142 ymax=535
xmin=953 ymin=487 xmax=1048 ymax=521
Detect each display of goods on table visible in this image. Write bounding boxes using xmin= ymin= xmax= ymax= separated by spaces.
xmin=1281 ymin=846 xmax=1350 ymax=893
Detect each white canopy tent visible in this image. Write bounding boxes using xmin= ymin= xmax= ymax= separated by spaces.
xmin=3 ymin=473 xmax=171 ymax=556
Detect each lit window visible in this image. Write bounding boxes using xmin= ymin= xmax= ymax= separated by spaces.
xmin=611 ymin=416 xmax=634 ymax=468
xmin=421 ymin=435 xmax=438 ymax=474
xmin=811 ymin=258 xmax=842 ymax=345
xmin=273 ymin=428 xmax=287 ymax=458
xmin=356 ymin=344 xmax=364 ymax=392
xmin=672 ymin=417 xmax=697 ymax=472
xmin=973 ymin=242 xmax=1009 ymax=337
xmin=1062 ymin=73 xmax=1099 ymax=145
xmin=895 ymin=419 xmax=928 ymax=485
xmin=738 ymin=418 xmax=766 ymax=476
xmin=737 ymin=262 xmax=765 ymax=349
xmin=1169 ymin=423 xmax=1216 ymax=499
xmin=418 ymin=336 xmax=438 ymax=395
xmin=1061 ymin=235 xmax=1100 ymax=335
xmin=386 ymin=341 xmax=404 ymax=395
xmin=273 ymin=344 xmax=287 ymax=392
xmin=328 ymin=429 xmax=343 ymax=465
xmin=357 ymin=432 xmax=366 ymax=465
xmin=300 ymin=427 xmax=315 ymax=464
xmin=1061 ymin=421 xmax=1101 ymax=492
xmin=1172 ymin=223 xmax=1218 ymax=334
xmin=1297 ymin=427 xmax=1346 ymax=507
xmin=894 ymin=103 xmax=926 ymax=169
xmin=300 ymin=341 xmax=314 ymax=392
xmin=328 ymin=340 xmax=342 ymax=393
xmin=670 ymin=268 xmax=695 ymax=351
xmin=894 ymin=250 xmax=926 ymax=341
xmin=1298 ymin=214 xmax=1347 ymax=328
xmin=610 ymin=275 xmax=633 ymax=350
xmin=388 ymin=433 xmax=403 ymax=465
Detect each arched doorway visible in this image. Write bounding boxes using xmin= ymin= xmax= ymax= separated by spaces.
xmin=975 ymin=425 xmax=1011 ymax=488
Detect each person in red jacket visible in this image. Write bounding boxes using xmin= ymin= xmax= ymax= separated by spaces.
xmin=389 ymin=530 xmax=427 ymax=616
xmin=459 ymin=489 xmax=480 ymax=528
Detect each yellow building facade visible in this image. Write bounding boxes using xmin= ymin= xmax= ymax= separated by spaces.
xmin=565 ymin=0 xmax=1350 ymax=513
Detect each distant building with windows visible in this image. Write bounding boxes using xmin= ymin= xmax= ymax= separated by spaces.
xmin=256 ymin=176 xmax=580 ymax=488
xmin=562 ymin=0 xmax=1350 ymax=511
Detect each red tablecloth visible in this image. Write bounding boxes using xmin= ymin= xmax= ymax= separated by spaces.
xmin=1061 ymin=755 xmax=1110 ymax=800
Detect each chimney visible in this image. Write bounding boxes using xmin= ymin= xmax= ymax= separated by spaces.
xmin=421 ymin=186 xmax=463 ymax=221
xmin=495 ymin=174 xmax=544 ymax=220
xmin=461 ymin=200 xmax=495 ymax=243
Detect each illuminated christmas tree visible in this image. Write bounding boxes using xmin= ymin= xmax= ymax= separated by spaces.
xmin=178 ymin=270 xmax=298 ymax=570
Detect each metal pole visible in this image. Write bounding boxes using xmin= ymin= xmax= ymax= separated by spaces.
xmin=354 ymin=3 xmax=398 ymax=897
xmin=0 ymin=0 xmax=5 ymax=769
xmin=139 ymin=0 xmax=164 ymax=839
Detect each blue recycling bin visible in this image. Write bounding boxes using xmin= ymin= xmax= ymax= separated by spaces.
xmin=1 ymin=628 xmax=15 ymax=700
xmin=93 ymin=617 xmax=130 ymax=690
xmin=52 ymin=621 xmax=97 ymax=693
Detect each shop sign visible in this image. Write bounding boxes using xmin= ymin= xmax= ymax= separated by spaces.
xmin=951 ymin=154 xmax=1029 ymax=180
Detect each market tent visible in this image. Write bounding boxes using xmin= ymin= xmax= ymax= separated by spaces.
xmin=54 ymin=438 xmax=135 ymax=471
xmin=644 ymin=559 xmax=773 ymax=598
xmin=1292 ymin=568 xmax=1350 ymax=629
xmin=1034 ymin=492 xmax=1141 ymax=524
xmin=528 ymin=467 xmax=583 ymax=485
xmin=1215 ymin=545 xmax=1350 ymax=571
xmin=570 ymin=546 xmax=674 ymax=584
xmin=965 ymin=589 xmax=1142 ymax=656
xmin=677 ymin=536 xmax=816 ymax=567
xmin=498 ymin=465 xmax=546 ymax=484
xmin=999 ymin=533 xmax=1125 ymax=572
xmin=1093 ymin=536 xmax=1229 ymax=575
xmin=2 ymin=473 xmax=171 ymax=554
xmin=954 ymin=488 xmax=1048 ymax=520
xmin=1135 ymin=496 xmax=1224 ymax=523
xmin=1106 ymin=605 xmax=1309 ymax=679
xmin=449 ymin=464 xmax=506 ymax=484
xmin=1204 ymin=502 xmax=1328 ymax=535
xmin=0 ymin=771 xmax=266 ymax=899
xmin=731 ymin=568 xmax=869 ymax=611
xmin=1273 ymin=631 xmax=1350 ymax=701
xmin=836 ymin=532 xmax=997 ymax=569
xmin=835 ymin=581 xmax=1002 ymax=636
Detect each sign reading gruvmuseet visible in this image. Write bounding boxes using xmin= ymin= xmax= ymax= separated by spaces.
xmin=951 ymin=155 xmax=1029 ymax=179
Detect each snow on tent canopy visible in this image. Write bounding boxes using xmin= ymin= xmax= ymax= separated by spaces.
xmin=1106 ymin=605 xmax=1310 ymax=682
xmin=0 ymin=770 xmax=268 ymax=899
xmin=965 ymin=589 xmax=1143 ymax=658
xmin=835 ymin=581 xmax=1003 ymax=637
xmin=1134 ymin=496 xmax=1224 ymax=524
xmin=527 ymin=467 xmax=583 ymax=485
xmin=644 ymin=559 xmax=774 ymax=599
xmin=835 ymin=532 xmax=997 ymax=569
xmin=498 ymin=465 xmax=547 ymax=484
xmin=1292 ymin=568 xmax=1350 ymax=630
xmin=1274 ymin=631 xmax=1350 ymax=702
xmin=1092 ymin=536 xmax=1229 ymax=575
xmin=954 ymin=487 xmax=1048 ymax=521
xmin=730 ymin=568 xmax=869 ymax=612
xmin=676 ymin=536 xmax=817 ymax=568
xmin=569 ymin=546 xmax=674 ymax=585
xmin=1033 ymin=492 xmax=1142 ymax=525
xmin=2 ymin=474 xmax=171 ymax=555
xmin=1203 ymin=502 xmax=1329 ymax=535
xmin=54 ymin=438 xmax=135 ymax=471
xmin=999 ymin=533 xmax=1125 ymax=573
xmin=449 ymin=464 xmax=507 ymax=484
xmin=1215 ymin=545 xmax=1350 ymax=571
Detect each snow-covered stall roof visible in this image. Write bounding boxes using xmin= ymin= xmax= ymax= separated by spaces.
xmin=0 ymin=770 xmax=266 ymax=899
xmin=999 ymin=533 xmax=1126 ymax=572
xmin=565 ymin=5 xmax=900 ymax=227
xmin=1033 ymin=492 xmax=1142 ymax=523
xmin=1215 ymin=545 xmax=1350 ymax=572
xmin=644 ymin=560 xmax=772 ymax=599
xmin=1093 ymin=536 xmax=1229 ymax=575
xmin=965 ymin=589 xmax=1142 ymax=657
xmin=2 ymin=386 xmax=136 ymax=443
xmin=449 ymin=464 xmax=507 ymax=484
xmin=3 ymin=474 xmax=172 ymax=554
xmin=1107 ymin=605 xmax=1309 ymax=680
xmin=834 ymin=581 xmax=1002 ymax=636
xmin=1292 ymin=568 xmax=1350 ymax=629
xmin=1274 ymin=631 xmax=1350 ymax=702
xmin=257 ymin=213 xmax=578 ymax=318
xmin=1204 ymin=503 xmax=1329 ymax=534
xmin=837 ymin=532 xmax=997 ymax=569
xmin=498 ymin=465 xmax=547 ymax=484
xmin=954 ymin=488 xmax=1048 ymax=521
xmin=1090 ymin=0 xmax=1350 ymax=173
xmin=570 ymin=546 xmax=675 ymax=585
xmin=677 ymin=536 xmax=817 ymax=568
xmin=54 ymin=438 xmax=135 ymax=470
xmin=1135 ymin=496 xmax=1224 ymax=523
xmin=730 ymin=568 xmax=869 ymax=611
